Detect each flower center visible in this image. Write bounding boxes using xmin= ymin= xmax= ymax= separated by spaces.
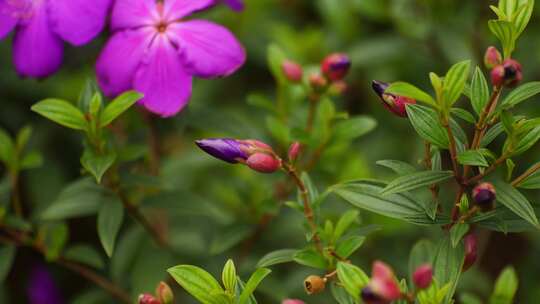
xmin=156 ymin=22 xmax=168 ymax=33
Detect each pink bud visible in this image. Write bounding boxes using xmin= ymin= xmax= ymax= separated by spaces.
xmin=491 ymin=59 xmax=522 ymax=87
xmin=155 ymin=281 xmax=173 ymax=304
xmin=412 ymin=264 xmax=433 ymax=289
xmin=484 ymin=46 xmax=502 ymax=69
xmin=138 ymin=293 xmax=160 ymax=304
xmin=372 ymin=80 xmax=416 ymax=117
xmin=308 ymin=73 xmax=328 ymax=92
xmin=321 ymin=53 xmax=351 ymax=81
xmin=246 ymin=153 xmax=282 ymax=173
xmin=462 ymin=234 xmax=478 ymax=272
xmin=370 ymin=261 xmax=401 ymax=301
xmin=288 ymin=142 xmax=301 ymax=162
xmin=282 ymin=60 xmax=303 ymax=83
xmin=282 ymin=299 xmax=305 ymax=304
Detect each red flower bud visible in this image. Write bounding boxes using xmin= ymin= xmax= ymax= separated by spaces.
xmin=155 ymin=281 xmax=173 ymax=304
xmin=138 ymin=293 xmax=160 ymax=304
xmin=288 ymin=142 xmax=301 ymax=162
xmin=304 ymin=275 xmax=326 ymax=295
xmin=491 ymin=59 xmax=522 ymax=87
xmin=282 ymin=300 xmax=305 ymax=304
xmin=372 ymin=80 xmax=416 ymax=117
xmin=412 ymin=264 xmax=433 ymax=289
xmin=369 ymin=261 xmax=401 ymax=301
xmin=246 ymin=153 xmax=282 ymax=173
xmin=282 ymin=60 xmax=303 ymax=83
xmin=321 ymin=53 xmax=351 ymax=81
xmin=309 ymin=73 xmax=328 ymax=92
xmin=484 ymin=46 xmax=502 ymax=69
xmin=473 ymin=182 xmax=496 ymax=212
xmin=462 ymin=234 xmax=478 ymax=272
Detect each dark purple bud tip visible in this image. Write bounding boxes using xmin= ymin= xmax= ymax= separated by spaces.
xmin=321 ymin=53 xmax=351 ymax=81
xmin=372 ymin=80 xmax=416 ymax=117
xmin=372 ymin=80 xmax=390 ymax=98
xmin=491 ymin=59 xmax=522 ymax=88
xmin=195 ymin=138 xmax=248 ymax=164
xmin=361 ymin=286 xmax=386 ymax=304
xmin=472 ymin=182 xmax=496 ymax=212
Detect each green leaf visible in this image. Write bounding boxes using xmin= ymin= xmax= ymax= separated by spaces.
xmin=333 ymin=210 xmax=359 ymax=241
xmin=451 ymin=108 xmax=476 ymax=124
xmin=20 ymin=151 xmax=44 ymax=170
xmin=42 ymin=222 xmax=69 ymax=261
xmin=238 ymin=268 xmax=271 ymax=304
xmin=512 ymin=0 xmax=534 ymax=38
xmin=457 ymin=150 xmax=490 ymax=167
xmin=501 ymin=82 xmax=540 ymax=109
xmin=489 ymin=266 xmax=518 ymax=304
xmin=336 ymin=262 xmax=369 ymax=300
xmin=80 ymin=149 xmax=116 ymax=184
xmin=385 ymin=82 xmax=437 ymax=107
xmin=168 ymin=265 xmax=224 ymax=304
xmin=470 ymin=67 xmax=490 ymax=115
xmin=267 ymin=44 xmax=288 ymax=84
xmin=0 ymin=128 xmax=14 ymax=164
xmin=442 ymin=60 xmax=471 ymax=108
xmin=256 ymin=249 xmax=296 ymax=268
xmin=331 ymin=283 xmax=356 ymax=304
xmin=406 ymin=104 xmax=449 ymax=148
xmin=64 ymin=245 xmax=105 ymax=269
xmin=0 ymin=245 xmax=16 ymax=282
xmin=450 ymin=223 xmax=470 ymax=248
xmin=494 ymin=182 xmax=539 ymax=227
xmin=409 ymin=239 xmax=435 ymax=284
xmin=293 ymin=248 xmax=327 ymax=269
xmin=222 ymin=259 xmax=236 ymax=293
xmin=335 ymin=236 xmax=365 ymax=258
xmin=331 ymin=180 xmax=442 ymax=225
xmin=376 ymin=160 xmax=417 ymax=176
xmin=433 ymin=237 xmax=465 ymax=304
xmin=488 ymin=20 xmax=515 ymax=58
xmin=97 ymin=197 xmax=124 ymax=257
xmin=381 ymin=170 xmax=454 ymax=196
xmin=481 ymin=123 xmax=505 ymax=147
xmin=514 ymin=163 xmax=540 ymax=189
xmin=265 ymin=116 xmax=290 ymax=146
xmin=100 ymin=91 xmax=143 ymax=127
xmin=16 ymin=125 xmax=32 ymax=151
xmin=40 ymin=178 xmax=107 ymax=220
xmin=31 ymin=99 xmax=88 ymax=131
xmin=333 ymin=116 xmax=377 ymax=140
xmin=511 ymin=126 xmax=540 ymax=155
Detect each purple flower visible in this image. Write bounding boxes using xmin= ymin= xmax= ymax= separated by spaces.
xmin=222 ymin=0 xmax=244 ymax=11
xmin=0 ymin=0 xmax=111 ymax=78
xmin=27 ymin=265 xmax=63 ymax=304
xmin=96 ymin=0 xmax=246 ymax=117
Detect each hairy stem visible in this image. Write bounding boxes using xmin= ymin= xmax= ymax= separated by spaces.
xmin=442 ymin=117 xmax=461 ymax=180
xmin=466 ymin=155 xmax=507 ymax=185
xmin=511 ymin=162 xmax=540 ymax=187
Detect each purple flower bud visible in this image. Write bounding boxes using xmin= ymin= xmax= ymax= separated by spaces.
xmin=196 ymin=138 xmax=248 ymax=164
xmin=282 ymin=299 xmax=305 ymax=304
xmin=473 ymin=182 xmax=496 ymax=212
xmin=138 ymin=294 xmax=160 ymax=304
xmin=491 ymin=59 xmax=522 ymax=87
xmin=462 ymin=234 xmax=478 ymax=272
xmin=484 ymin=46 xmax=502 ymax=69
xmin=321 ymin=53 xmax=351 ymax=81
xmin=361 ymin=286 xmax=386 ymax=304
xmin=412 ymin=264 xmax=433 ymax=289
xmin=372 ymin=80 xmax=416 ymax=117
xmin=288 ymin=142 xmax=301 ymax=162
xmin=27 ymin=265 xmax=64 ymax=304
xmin=282 ymin=60 xmax=303 ymax=83
xmin=155 ymin=281 xmax=173 ymax=304
xmin=246 ymin=153 xmax=282 ymax=173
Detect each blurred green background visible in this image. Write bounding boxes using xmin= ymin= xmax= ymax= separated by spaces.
xmin=1 ymin=0 xmax=540 ymax=303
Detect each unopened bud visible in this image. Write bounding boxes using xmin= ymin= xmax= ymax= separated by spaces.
xmin=370 ymin=261 xmax=401 ymax=301
xmin=491 ymin=59 xmax=522 ymax=87
xmin=304 ymin=275 xmax=326 ymax=295
xmin=288 ymin=142 xmax=301 ymax=162
xmin=473 ymin=182 xmax=496 ymax=212
xmin=484 ymin=46 xmax=502 ymax=69
xmin=282 ymin=300 xmax=305 ymax=304
xmin=372 ymin=80 xmax=416 ymax=117
xmin=156 ymin=281 xmax=173 ymax=304
xmin=321 ymin=53 xmax=351 ymax=81
xmin=462 ymin=234 xmax=478 ymax=272
xmin=246 ymin=153 xmax=282 ymax=173
xmin=329 ymin=80 xmax=348 ymax=95
xmin=309 ymin=73 xmax=328 ymax=92
xmin=412 ymin=264 xmax=433 ymax=289
xmin=138 ymin=293 xmax=160 ymax=304
xmin=361 ymin=286 xmax=385 ymax=304
xmin=282 ymin=60 xmax=303 ymax=83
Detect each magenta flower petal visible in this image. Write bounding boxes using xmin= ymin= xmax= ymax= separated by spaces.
xmin=0 ymin=1 xmax=19 ymax=39
xmin=12 ymin=4 xmax=63 ymax=78
xmin=111 ymin=0 xmax=158 ymax=32
xmin=133 ymin=35 xmax=193 ymax=117
xmin=47 ymin=0 xmax=112 ymax=45
xmin=163 ymin=0 xmax=215 ymax=21
xmin=169 ymin=20 xmax=246 ymax=78
xmin=27 ymin=265 xmax=64 ymax=304
xmin=223 ymin=0 xmax=244 ymax=11
xmin=96 ymin=28 xmax=154 ymax=97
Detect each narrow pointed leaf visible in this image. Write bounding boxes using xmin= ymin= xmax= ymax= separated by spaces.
xmin=381 ymin=170 xmax=454 ymax=195
xmin=31 ymin=99 xmax=88 ymax=130
xmin=168 ymin=265 xmax=223 ymax=304
xmin=495 ymin=182 xmax=539 ymax=227
xmin=238 ymin=268 xmax=271 ymax=304
xmin=385 ymin=82 xmax=437 ymax=107
xmin=471 ymin=67 xmax=490 ymax=115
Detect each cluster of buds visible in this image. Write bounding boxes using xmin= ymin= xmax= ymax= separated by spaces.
xmin=196 ymin=138 xmax=282 ymax=173
xmin=138 ymin=282 xmax=173 ymax=304
xmin=304 ymin=275 xmax=326 ymax=295
xmin=484 ymin=46 xmax=522 ymax=87
xmin=462 ymin=233 xmax=478 ymax=272
xmin=372 ymin=80 xmax=417 ymax=118
xmin=472 ymin=182 xmax=496 ymax=212
xmin=361 ymin=261 xmax=402 ymax=304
